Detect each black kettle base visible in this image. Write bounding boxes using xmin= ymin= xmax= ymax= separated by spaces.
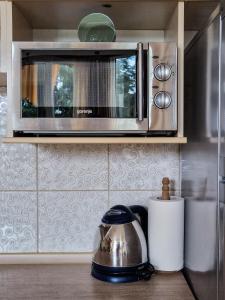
xmin=91 ymin=262 xmax=154 ymax=283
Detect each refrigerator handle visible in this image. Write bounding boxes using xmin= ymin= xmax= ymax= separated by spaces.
xmin=137 ymin=42 xmax=144 ymax=122
xmin=219 ymin=176 xmax=225 ymax=184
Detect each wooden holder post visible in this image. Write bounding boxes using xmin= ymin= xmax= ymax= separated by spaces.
xmin=162 ymin=177 xmax=170 ymax=200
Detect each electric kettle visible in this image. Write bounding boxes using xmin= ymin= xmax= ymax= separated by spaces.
xmin=91 ymin=205 xmax=154 ymax=283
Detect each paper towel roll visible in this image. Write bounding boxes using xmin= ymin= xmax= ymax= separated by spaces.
xmin=148 ymin=196 xmax=184 ymax=271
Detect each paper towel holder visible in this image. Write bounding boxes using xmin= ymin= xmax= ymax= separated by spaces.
xmin=162 ymin=177 xmax=170 ymax=200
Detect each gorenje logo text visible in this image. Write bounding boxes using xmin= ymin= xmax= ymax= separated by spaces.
xmin=77 ymin=109 xmax=93 ymax=115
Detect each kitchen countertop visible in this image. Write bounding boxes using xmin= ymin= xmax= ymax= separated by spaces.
xmin=0 ymin=264 xmax=194 ymax=300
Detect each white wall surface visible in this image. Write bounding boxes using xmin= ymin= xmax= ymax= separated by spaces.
xmin=33 ymin=29 xmax=165 ymax=42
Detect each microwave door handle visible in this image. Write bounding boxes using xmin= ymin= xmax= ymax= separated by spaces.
xmin=137 ymin=42 xmax=144 ymax=121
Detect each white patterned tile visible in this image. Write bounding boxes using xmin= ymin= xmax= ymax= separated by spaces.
xmin=0 ymin=92 xmax=7 ymax=137
xmin=38 ymin=191 xmax=108 ymax=252
xmin=0 ymin=192 xmax=37 ymax=253
xmin=38 ymin=144 xmax=108 ymax=190
xmin=109 ymin=144 xmax=179 ymax=190
xmin=0 ymin=144 xmax=37 ymax=190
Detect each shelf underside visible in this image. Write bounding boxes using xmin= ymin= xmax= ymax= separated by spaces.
xmin=13 ymin=1 xmax=177 ymax=30
xmin=12 ymin=1 xmax=218 ymax=31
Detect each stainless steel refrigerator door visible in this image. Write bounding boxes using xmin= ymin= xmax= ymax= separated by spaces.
xmin=182 ymin=13 xmax=220 ymax=300
xmin=218 ymin=16 xmax=225 ymax=300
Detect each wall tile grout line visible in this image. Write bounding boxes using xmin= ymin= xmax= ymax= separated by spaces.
xmin=0 ymin=189 xmax=181 ymax=192
xmin=36 ymin=144 xmax=39 ymax=254
xmin=0 ymin=189 xmax=181 ymax=193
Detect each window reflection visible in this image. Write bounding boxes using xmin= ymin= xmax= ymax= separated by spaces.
xmin=21 ymin=54 xmax=137 ymax=118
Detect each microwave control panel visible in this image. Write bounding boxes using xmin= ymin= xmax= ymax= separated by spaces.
xmin=148 ymin=42 xmax=177 ymax=131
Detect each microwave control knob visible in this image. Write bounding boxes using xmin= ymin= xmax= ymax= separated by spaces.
xmin=154 ymin=63 xmax=172 ymax=81
xmin=154 ymin=91 xmax=172 ymax=109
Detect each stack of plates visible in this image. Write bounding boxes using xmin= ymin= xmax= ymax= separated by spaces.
xmin=78 ymin=13 xmax=116 ymax=42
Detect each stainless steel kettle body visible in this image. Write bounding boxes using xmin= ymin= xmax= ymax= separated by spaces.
xmin=93 ymin=220 xmax=148 ymax=267
xmin=91 ymin=205 xmax=154 ymax=283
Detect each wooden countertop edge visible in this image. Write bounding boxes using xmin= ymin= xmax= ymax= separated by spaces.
xmin=2 ymin=137 xmax=187 ymax=144
xmin=0 ymin=253 xmax=93 ymax=264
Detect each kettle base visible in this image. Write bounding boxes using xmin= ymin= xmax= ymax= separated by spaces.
xmin=91 ymin=262 xmax=154 ymax=283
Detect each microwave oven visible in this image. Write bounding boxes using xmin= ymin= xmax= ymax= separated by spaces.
xmin=11 ymin=42 xmax=177 ymax=136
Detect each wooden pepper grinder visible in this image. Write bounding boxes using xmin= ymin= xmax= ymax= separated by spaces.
xmin=162 ymin=177 xmax=170 ymax=200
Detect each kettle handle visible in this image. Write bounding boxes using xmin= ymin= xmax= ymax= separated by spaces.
xmin=129 ymin=205 xmax=154 ymax=278
xmin=129 ymin=205 xmax=148 ymax=247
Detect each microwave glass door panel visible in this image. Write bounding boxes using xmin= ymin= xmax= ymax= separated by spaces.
xmin=21 ymin=50 xmax=146 ymax=119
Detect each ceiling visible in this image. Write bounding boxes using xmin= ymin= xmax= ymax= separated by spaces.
xmin=13 ymin=0 xmax=219 ymax=30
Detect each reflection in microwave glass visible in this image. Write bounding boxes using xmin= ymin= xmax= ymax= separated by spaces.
xmin=21 ymin=55 xmax=137 ymax=118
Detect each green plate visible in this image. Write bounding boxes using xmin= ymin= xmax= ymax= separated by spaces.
xmin=78 ymin=13 xmax=116 ymax=42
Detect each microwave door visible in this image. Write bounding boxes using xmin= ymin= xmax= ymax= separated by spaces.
xmin=13 ymin=42 xmax=148 ymax=134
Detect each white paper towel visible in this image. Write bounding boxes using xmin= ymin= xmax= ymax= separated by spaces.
xmin=148 ymin=196 xmax=184 ymax=271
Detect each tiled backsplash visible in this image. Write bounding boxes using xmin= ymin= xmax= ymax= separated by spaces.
xmin=0 ymin=142 xmax=180 ymax=253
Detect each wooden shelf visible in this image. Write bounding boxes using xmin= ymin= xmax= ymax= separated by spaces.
xmin=3 ymin=137 xmax=187 ymax=144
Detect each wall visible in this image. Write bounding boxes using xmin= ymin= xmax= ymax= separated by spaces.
xmin=0 ymin=23 xmax=181 ymax=254
xmin=0 ymin=88 xmax=180 ymax=254
xmin=32 ymin=29 xmax=164 ymax=42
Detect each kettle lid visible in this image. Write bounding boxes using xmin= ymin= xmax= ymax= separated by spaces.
xmin=102 ymin=205 xmax=135 ymax=224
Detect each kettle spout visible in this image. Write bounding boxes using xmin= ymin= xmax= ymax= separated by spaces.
xmin=99 ymin=224 xmax=110 ymax=239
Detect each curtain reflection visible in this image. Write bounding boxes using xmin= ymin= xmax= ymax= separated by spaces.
xmin=73 ymin=59 xmax=115 ymax=111
xmin=22 ymin=64 xmax=60 ymax=107
xmin=22 ymin=64 xmax=38 ymax=106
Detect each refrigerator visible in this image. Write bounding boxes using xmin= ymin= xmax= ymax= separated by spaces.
xmin=182 ymin=5 xmax=224 ymax=300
